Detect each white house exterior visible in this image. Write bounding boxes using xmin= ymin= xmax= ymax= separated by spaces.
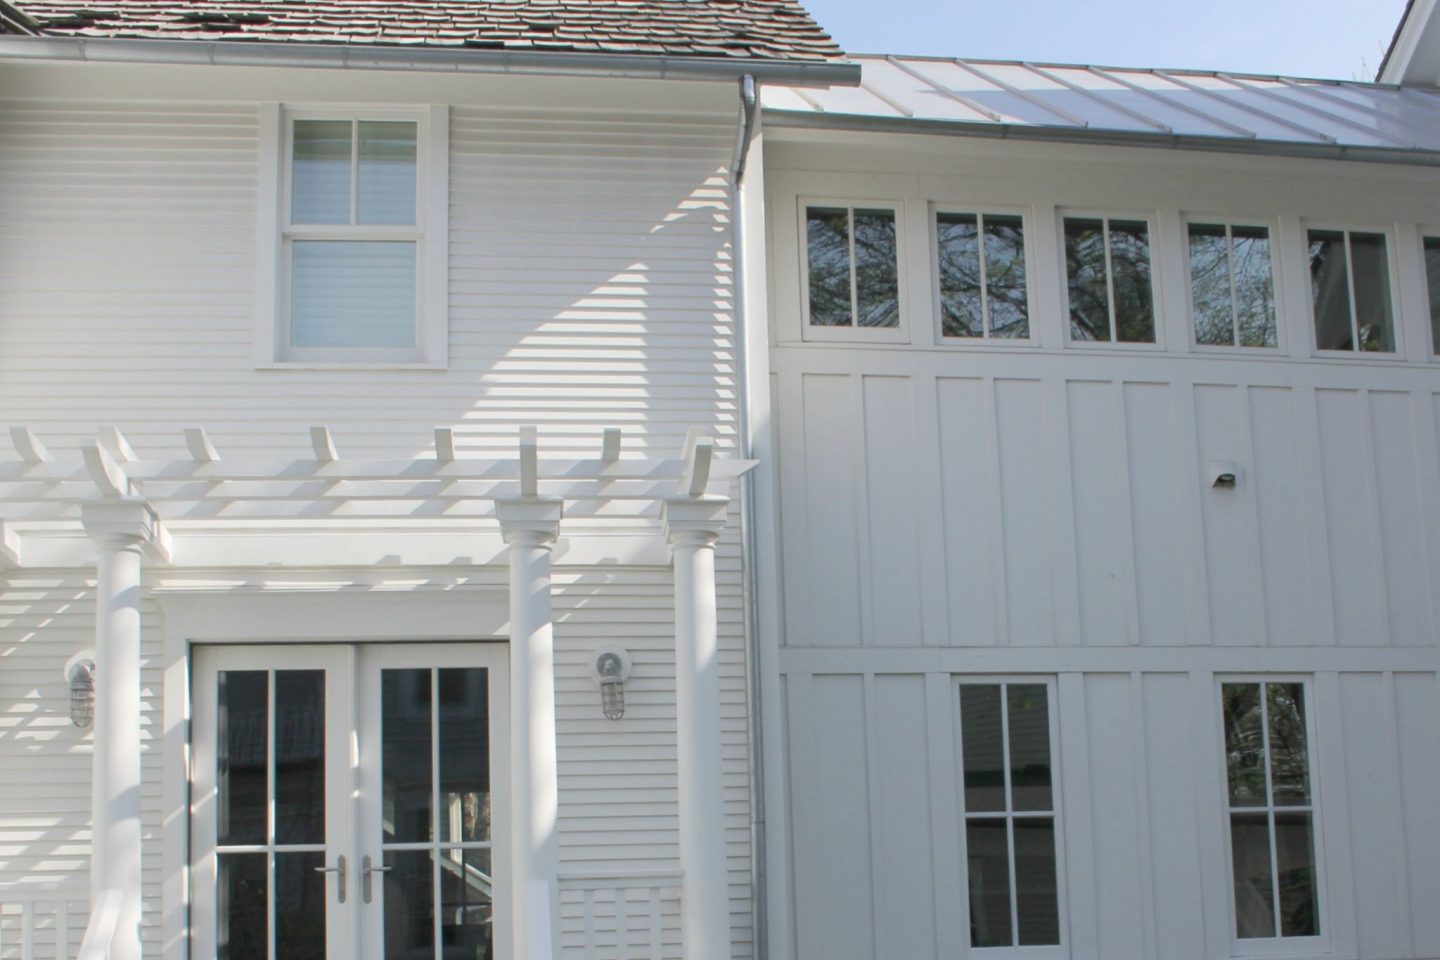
xmin=3 ymin=3 xmax=1440 ymax=960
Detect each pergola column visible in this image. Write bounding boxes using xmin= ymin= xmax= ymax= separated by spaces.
xmin=81 ymin=499 xmax=160 ymax=960
xmin=497 ymin=497 xmax=563 ymax=960
xmin=662 ymin=496 xmax=732 ymax=960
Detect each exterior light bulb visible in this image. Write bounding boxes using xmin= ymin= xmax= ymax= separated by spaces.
xmin=595 ymin=651 xmax=627 ymax=721
xmin=68 ymin=659 xmax=95 ymax=728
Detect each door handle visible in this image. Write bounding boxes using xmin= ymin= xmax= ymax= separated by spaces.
xmin=362 ymin=855 xmax=392 ymax=904
xmin=314 ymin=855 xmax=347 ymax=904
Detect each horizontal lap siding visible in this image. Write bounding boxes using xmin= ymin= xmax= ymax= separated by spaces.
xmin=0 ymin=95 xmax=752 ymax=957
xmin=781 ymin=664 xmax=1440 ymax=960
xmin=776 ymin=361 xmax=1440 ymax=650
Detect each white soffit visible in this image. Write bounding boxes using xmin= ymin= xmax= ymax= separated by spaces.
xmin=764 ymin=55 xmax=1440 ymax=161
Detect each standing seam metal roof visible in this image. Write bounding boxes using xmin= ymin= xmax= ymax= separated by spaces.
xmin=764 ymin=55 xmax=1440 ymax=161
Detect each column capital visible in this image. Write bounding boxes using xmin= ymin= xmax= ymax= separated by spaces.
xmin=662 ymin=496 xmax=729 ymax=548
xmin=81 ymin=498 xmax=165 ymax=557
xmin=496 ymin=497 xmax=563 ymax=547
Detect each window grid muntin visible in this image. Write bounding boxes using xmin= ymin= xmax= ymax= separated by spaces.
xmin=281 ymin=111 xmax=423 ymax=361
xmin=958 ymin=680 xmax=1061 ymax=952
xmin=1222 ymin=680 xmax=1321 ymax=945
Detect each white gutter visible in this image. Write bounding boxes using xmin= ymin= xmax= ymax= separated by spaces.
xmin=0 ymin=34 xmax=861 ymax=86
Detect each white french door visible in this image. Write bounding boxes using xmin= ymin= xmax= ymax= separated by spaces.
xmin=191 ymin=643 xmax=510 ymax=960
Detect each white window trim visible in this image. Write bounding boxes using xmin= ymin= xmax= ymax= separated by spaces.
xmin=931 ymin=204 xmax=1038 ymax=348
xmin=953 ymin=676 xmax=1068 ymax=960
xmin=1181 ymin=214 xmax=1287 ymax=354
xmin=1214 ymin=675 xmax=1329 ymax=960
xmin=1058 ymin=209 xmax=1165 ymax=352
xmin=254 ymin=102 xmax=449 ymax=369
xmin=798 ymin=197 xmax=909 ymax=344
xmin=1301 ymin=221 xmax=1404 ymax=360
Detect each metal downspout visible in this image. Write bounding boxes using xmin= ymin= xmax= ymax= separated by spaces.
xmin=727 ymin=73 xmax=771 ymax=960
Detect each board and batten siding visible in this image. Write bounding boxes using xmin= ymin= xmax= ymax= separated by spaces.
xmin=0 ymin=69 xmax=755 ymax=958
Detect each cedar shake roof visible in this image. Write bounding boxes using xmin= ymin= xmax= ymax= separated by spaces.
xmin=13 ymin=0 xmax=844 ymax=61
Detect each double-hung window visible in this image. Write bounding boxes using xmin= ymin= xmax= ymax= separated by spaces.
xmin=936 ymin=210 xmax=1030 ymax=340
xmin=1307 ymin=227 xmax=1395 ymax=353
xmin=262 ymin=107 xmax=447 ymax=365
xmin=1063 ymin=215 xmax=1156 ymax=344
xmin=958 ymin=680 xmax=1062 ymax=953
xmin=1220 ymin=680 xmax=1322 ymax=945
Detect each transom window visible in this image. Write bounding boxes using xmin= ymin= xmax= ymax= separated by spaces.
xmin=958 ymin=680 xmax=1061 ymax=952
xmin=1187 ymin=221 xmax=1278 ymax=348
xmin=1063 ymin=215 xmax=1156 ymax=344
xmin=1221 ymin=681 xmax=1321 ymax=943
xmin=1307 ymin=228 xmax=1395 ymax=352
xmin=803 ymin=203 xmax=900 ymax=331
xmin=936 ymin=211 xmax=1029 ymax=339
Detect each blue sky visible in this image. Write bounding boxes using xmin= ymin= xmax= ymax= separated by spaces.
xmin=799 ymin=0 xmax=1412 ymax=82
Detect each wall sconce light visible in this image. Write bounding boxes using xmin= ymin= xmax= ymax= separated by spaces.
xmin=65 ymin=653 xmax=96 ymax=728
xmin=1208 ymin=460 xmax=1239 ymax=489
xmin=591 ymin=649 xmax=632 ymax=721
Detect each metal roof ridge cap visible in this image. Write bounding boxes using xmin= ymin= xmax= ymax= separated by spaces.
xmin=0 ymin=35 xmax=863 ymax=86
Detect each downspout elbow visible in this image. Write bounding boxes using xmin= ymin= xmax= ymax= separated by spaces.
xmin=730 ymin=74 xmax=759 ymax=187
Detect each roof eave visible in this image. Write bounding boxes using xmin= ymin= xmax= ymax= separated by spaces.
xmin=0 ymin=34 xmax=863 ymax=86
xmin=763 ymin=108 xmax=1440 ymax=169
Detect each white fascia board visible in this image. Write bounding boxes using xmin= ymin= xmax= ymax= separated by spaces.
xmin=1380 ymin=0 xmax=1440 ymax=85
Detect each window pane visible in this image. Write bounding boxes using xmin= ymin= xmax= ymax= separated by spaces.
xmin=1189 ymin=223 xmax=1233 ymax=346
xmin=1275 ymin=812 xmax=1319 ymax=937
xmin=1231 ymin=226 xmax=1277 ymax=347
xmin=217 ymin=670 xmax=267 ymax=846
xmin=274 ymin=670 xmax=325 ymax=845
xmin=275 ymin=851 xmax=328 ymax=960
xmin=1110 ymin=220 xmax=1155 ymax=342
xmin=292 ymin=119 xmax=352 ymax=225
xmin=854 ymin=208 xmax=900 ymax=328
xmin=1231 ymin=812 xmax=1277 ymax=938
xmin=966 ymin=819 xmax=1013 ymax=947
xmin=960 ymin=684 xmax=1006 ymax=812
xmin=1006 ymin=684 xmax=1052 ymax=811
xmin=1349 ymin=232 xmax=1394 ymax=351
xmin=439 ymin=848 xmax=493 ymax=960
xmin=1310 ymin=230 xmax=1353 ymax=350
xmin=1425 ymin=237 xmax=1440 ymax=354
xmin=1065 ymin=218 xmax=1110 ymax=341
xmin=385 ymin=849 xmax=436 ymax=960
xmin=291 ymin=241 xmax=416 ymax=349
xmin=806 ymin=207 xmax=852 ymax=327
xmin=938 ymin=213 xmax=983 ymax=338
xmin=1266 ymin=683 xmax=1310 ymax=806
xmin=1222 ymin=683 xmax=1266 ymax=806
xmin=1013 ymin=818 xmax=1060 ymax=946
xmin=357 ymin=121 xmax=417 ymax=226
xmin=984 ymin=214 xmax=1029 ymax=338
xmin=383 ymin=668 xmax=433 ymax=843
xmin=217 ymin=853 xmax=267 ymax=960
xmin=438 ymin=668 xmax=490 ymax=843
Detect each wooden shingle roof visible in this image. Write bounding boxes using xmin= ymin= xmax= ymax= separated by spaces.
xmin=14 ymin=0 xmax=844 ymax=61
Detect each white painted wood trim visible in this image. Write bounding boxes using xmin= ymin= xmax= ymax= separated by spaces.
xmin=253 ymin=102 xmax=283 ymax=367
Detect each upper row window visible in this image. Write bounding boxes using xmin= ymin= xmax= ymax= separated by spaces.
xmin=263 ymin=107 xmax=447 ymax=367
xmin=801 ymin=202 xmax=1417 ymax=356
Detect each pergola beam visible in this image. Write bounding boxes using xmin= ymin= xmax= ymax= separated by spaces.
xmin=184 ymin=428 xmax=219 ymax=463
xmin=10 ymin=427 xmax=51 ymax=463
xmin=0 ymin=521 xmax=19 ymax=567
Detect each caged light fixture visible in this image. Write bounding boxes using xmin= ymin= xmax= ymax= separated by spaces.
xmin=591 ymin=649 xmax=633 ymax=721
xmin=65 ymin=654 xmax=96 ymax=728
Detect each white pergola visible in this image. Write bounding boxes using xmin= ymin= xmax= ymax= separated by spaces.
xmin=0 ymin=423 xmax=753 ymax=960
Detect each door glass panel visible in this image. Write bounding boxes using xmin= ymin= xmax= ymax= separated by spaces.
xmin=383 ymin=668 xmax=434 ymax=842
xmin=1222 ymin=683 xmax=1266 ymax=806
xmin=1013 ymin=817 xmax=1060 ymax=945
xmin=1006 ymin=684 xmax=1052 ymax=811
xmin=275 ymin=670 xmax=326 ymax=845
xmin=439 ymin=668 xmax=490 ymax=843
xmin=276 ymin=851 xmax=328 ymax=960
xmin=1231 ymin=812 xmax=1277 ymax=938
xmin=966 ymin=819 xmax=1012 ymax=947
xmin=960 ymin=684 xmax=1005 ymax=812
xmin=385 ymin=850 xmax=437 ymax=959
xmin=1275 ymin=812 xmax=1318 ymax=937
xmin=439 ymin=848 xmax=493 ymax=959
xmin=218 ymin=670 xmax=267 ymax=846
xmin=217 ymin=852 xmax=268 ymax=960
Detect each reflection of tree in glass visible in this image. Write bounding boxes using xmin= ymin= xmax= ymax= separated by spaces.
xmin=807 ymin=208 xmax=851 ymax=326
xmin=1223 ymin=683 xmax=1266 ymax=805
xmin=1066 ymin=219 xmax=1110 ymax=341
xmin=985 ymin=216 xmax=1028 ymax=338
xmin=1110 ymin=221 xmax=1154 ymax=342
xmin=1190 ymin=225 xmax=1232 ymax=345
xmin=1266 ymin=683 xmax=1310 ymax=805
xmin=1310 ymin=231 xmax=1353 ymax=350
xmin=1232 ymin=228 xmax=1276 ymax=347
xmin=1190 ymin=225 xmax=1276 ymax=347
xmin=854 ymin=209 xmax=899 ymax=328
xmin=939 ymin=213 xmax=983 ymax=337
